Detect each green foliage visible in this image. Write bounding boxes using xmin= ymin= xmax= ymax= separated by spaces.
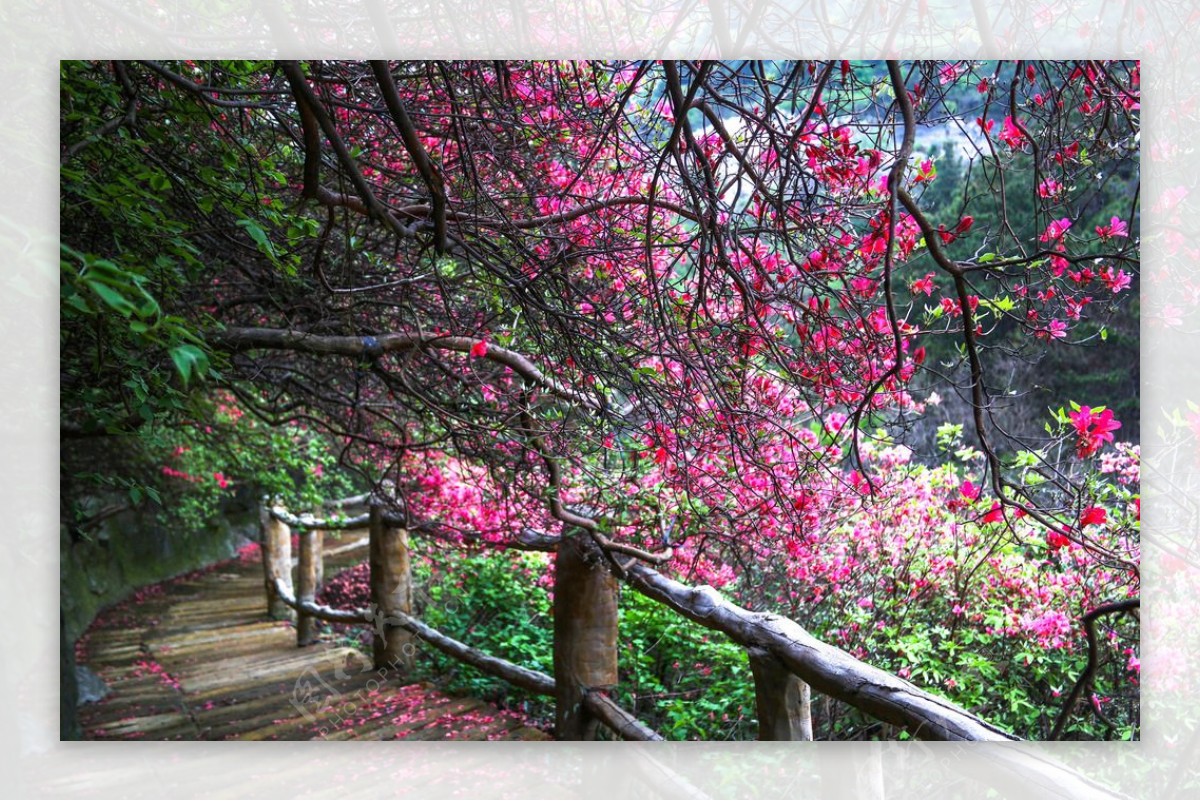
xmin=613 ymin=589 xmax=757 ymax=740
xmin=61 ymin=60 xmax=214 ymax=434
xmin=61 ymin=60 xmax=320 ymax=437
xmin=412 ymin=548 xmax=555 ymax=723
xmin=60 ymin=241 xmax=211 ymax=431
xmin=407 ymin=546 xmax=758 ymax=740
xmin=61 ymin=60 xmax=354 ymax=535
xmin=151 ymin=401 xmax=357 ymax=534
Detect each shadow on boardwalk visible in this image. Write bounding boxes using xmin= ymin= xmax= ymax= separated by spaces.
xmin=75 ymin=536 xmax=550 ymax=741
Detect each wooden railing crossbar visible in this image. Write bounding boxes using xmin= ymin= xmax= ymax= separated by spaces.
xmin=268 ymin=575 xmax=661 ymax=740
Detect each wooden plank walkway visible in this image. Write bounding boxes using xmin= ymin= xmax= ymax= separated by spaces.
xmin=75 ymin=536 xmax=550 ymax=741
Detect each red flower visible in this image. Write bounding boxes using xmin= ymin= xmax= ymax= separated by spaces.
xmin=1079 ymin=506 xmax=1107 ymax=527
xmin=1068 ymin=406 xmax=1122 ymax=458
xmin=1047 ymin=531 xmax=1071 ymax=551
xmin=1037 ymin=319 xmax=1068 ymax=341
xmin=470 ymin=339 xmax=489 ymax=358
xmin=999 ymin=116 xmax=1024 ymax=149
xmin=910 ymin=273 xmax=935 ymax=296
xmin=960 ymin=480 xmax=980 ymax=501
xmin=982 ymin=502 xmax=1004 ymax=524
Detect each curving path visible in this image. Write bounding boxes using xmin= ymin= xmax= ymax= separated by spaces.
xmin=75 ymin=536 xmax=550 ymax=741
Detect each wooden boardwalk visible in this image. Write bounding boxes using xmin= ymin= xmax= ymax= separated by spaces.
xmin=76 ymin=537 xmax=550 ymax=741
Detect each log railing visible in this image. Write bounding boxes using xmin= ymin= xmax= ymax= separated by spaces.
xmin=261 ymin=496 xmax=662 ymax=741
xmin=260 ymin=495 xmax=1017 ymax=743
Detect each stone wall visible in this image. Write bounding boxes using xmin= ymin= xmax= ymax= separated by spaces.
xmin=61 ymin=490 xmax=259 ymax=644
xmin=60 ymin=490 xmax=261 ymax=740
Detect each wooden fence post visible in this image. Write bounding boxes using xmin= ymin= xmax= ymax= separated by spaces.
xmin=296 ymin=528 xmax=319 ymax=646
xmin=553 ymin=533 xmax=619 ymax=740
xmin=369 ymin=504 xmax=414 ymax=672
xmin=747 ymin=647 xmax=813 ymax=740
xmin=313 ymin=527 xmax=325 ymax=591
xmin=260 ymin=500 xmax=294 ymax=622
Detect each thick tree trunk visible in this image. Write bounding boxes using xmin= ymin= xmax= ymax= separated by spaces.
xmin=369 ymin=504 xmax=414 ymax=672
xmin=748 ymin=647 xmax=813 ymax=740
xmin=553 ymin=533 xmax=619 ymax=740
xmin=261 ymin=503 xmax=294 ymax=621
xmin=296 ymin=528 xmax=319 ymax=646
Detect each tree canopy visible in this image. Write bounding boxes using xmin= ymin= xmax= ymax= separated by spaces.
xmin=61 ymin=59 xmax=1140 ymax=740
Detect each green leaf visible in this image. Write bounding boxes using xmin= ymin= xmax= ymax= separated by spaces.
xmin=169 ymin=344 xmax=209 ymax=386
xmin=86 ymin=280 xmax=137 ymax=317
xmin=978 ymin=253 xmax=996 ymax=263
xmin=237 ymin=219 xmax=276 ymax=261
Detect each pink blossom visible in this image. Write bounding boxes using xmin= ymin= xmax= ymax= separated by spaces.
xmin=910 ymin=273 xmax=935 ymax=296
xmin=1095 ymin=216 xmax=1129 ymax=240
xmin=1039 ymin=217 xmax=1072 ymax=243
xmin=1038 ymin=178 xmax=1062 ymax=197
xmin=1069 ymin=406 xmax=1122 ymax=458
xmin=999 ymin=116 xmax=1025 ymax=149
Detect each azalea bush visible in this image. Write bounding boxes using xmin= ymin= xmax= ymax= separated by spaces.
xmin=761 ymin=432 xmax=1139 ymax=740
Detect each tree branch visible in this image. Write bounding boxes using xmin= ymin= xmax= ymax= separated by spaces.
xmin=211 ymin=326 xmax=602 ymax=412
xmin=369 ymin=61 xmax=448 ymax=253
xmin=1049 ymin=598 xmax=1140 ymax=740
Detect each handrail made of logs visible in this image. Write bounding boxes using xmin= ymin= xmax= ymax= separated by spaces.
xmin=621 ymin=563 xmax=1017 ymax=742
xmin=268 ymin=575 xmax=662 ymax=740
xmin=471 ymin=524 xmax=1017 ymax=742
xmin=269 ymin=505 xmax=369 ymax=531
